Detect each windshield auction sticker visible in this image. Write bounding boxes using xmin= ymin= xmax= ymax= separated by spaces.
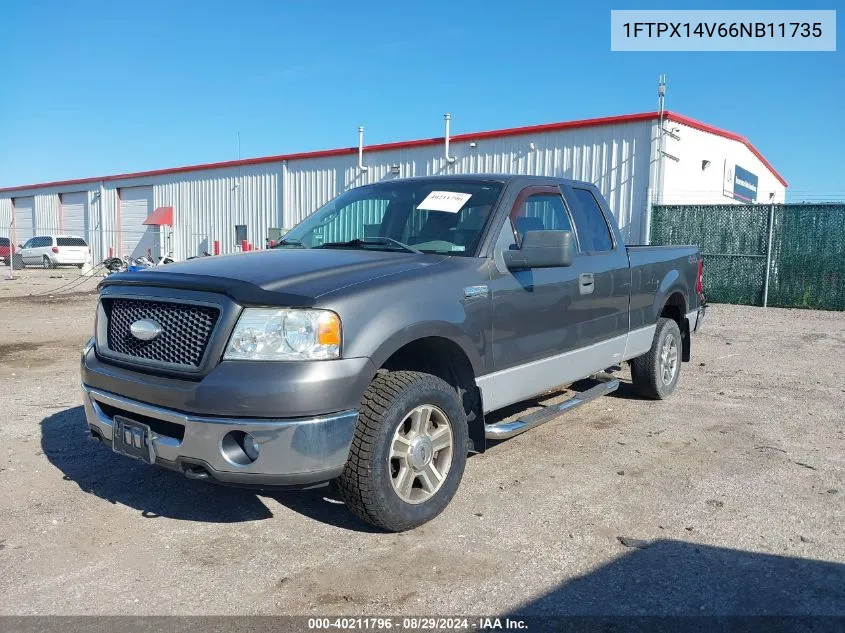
xmin=417 ymin=191 xmax=472 ymax=213
xmin=610 ymin=10 xmax=836 ymax=51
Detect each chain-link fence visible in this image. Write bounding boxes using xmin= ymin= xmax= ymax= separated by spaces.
xmin=651 ymin=203 xmax=845 ymax=310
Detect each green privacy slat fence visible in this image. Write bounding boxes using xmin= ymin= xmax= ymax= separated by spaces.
xmin=651 ymin=204 xmax=845 ymax=310
xmin=769 ymin=204 xmax=845 ymax=310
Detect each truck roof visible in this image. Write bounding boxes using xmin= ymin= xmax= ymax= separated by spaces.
xmin=376 ymin=174 xmax=594 ymax=188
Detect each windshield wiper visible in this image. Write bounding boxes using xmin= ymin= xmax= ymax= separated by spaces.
xmin=314 ymin=237 xmax=422 ymax=254
xmin=272 ymin=238 xmax=309 ymax=248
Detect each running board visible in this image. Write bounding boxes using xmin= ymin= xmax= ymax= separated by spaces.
xmin=484 ymin=378 xmax=620 ymax=440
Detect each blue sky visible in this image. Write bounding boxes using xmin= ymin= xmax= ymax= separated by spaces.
xmin=1 ymin=0 xmax=842 ymax=200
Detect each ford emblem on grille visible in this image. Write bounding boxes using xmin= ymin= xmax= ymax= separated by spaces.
xmin=130 ymin=319 xmax=163 ymax=341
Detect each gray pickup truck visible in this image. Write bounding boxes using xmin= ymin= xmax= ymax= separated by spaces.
xmin=81 ymin=175 xmax=705 ymax=531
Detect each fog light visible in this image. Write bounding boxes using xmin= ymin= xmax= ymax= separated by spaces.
xmin=221 ymin=430 xmax=260 ymax=466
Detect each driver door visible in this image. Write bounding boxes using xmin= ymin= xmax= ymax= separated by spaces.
xmin=480 ymin=185 xmax=622 ymax=412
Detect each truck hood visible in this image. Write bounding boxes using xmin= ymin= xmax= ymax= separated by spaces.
xmin=99 ymin=249 xmax=446 ymax=306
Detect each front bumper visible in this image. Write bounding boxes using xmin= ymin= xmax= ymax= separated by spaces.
xmin=82 ymin=346 xmax=376 ymax=418
xmin=83 ymin=385 xmax=359 ymax=487
xmin=53 ymin=254 xmax=89 ymax=265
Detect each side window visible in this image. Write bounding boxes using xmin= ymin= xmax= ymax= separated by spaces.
xmin=22 ymin=239 xmax=33 ymax=249
xmin=511 ymin=193 xmax=573 ymax=245
xmin=567 ymin=188 xmax=614 ymax=252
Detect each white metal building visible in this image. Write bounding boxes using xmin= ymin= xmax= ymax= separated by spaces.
xmin=0 ymin=110 xmax=786 ymax=262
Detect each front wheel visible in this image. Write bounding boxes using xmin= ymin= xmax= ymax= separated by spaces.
xmin=630 ymin=317 xmax=682 ymax=399
xmin=338 ymin=371 xmax=468 ymax=532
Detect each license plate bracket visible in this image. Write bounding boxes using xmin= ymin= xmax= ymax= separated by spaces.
xmin=112 ymin=415 xmax=156 ymax=465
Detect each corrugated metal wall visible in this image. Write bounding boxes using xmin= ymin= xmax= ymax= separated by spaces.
xmin=0 ymin=198 xmax=12 ymax=234
xmin=149 ymin=162 xmax=279 ymax=258
xmin=0 ymin=119 xmax=654 ymax=261
xmin=0 ymin=187 xmax=112 ymax=262
xmin=284 ymin=121 xmax=652 ymax=242
xmin=34 ymin=195 xmax=60 ymax=235
xmin=0 ymin=198 xmax=12 ymax=256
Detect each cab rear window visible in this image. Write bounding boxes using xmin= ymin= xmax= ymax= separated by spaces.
xmin=0 ymin=237 xmax=9 ymax=246
xmin=57 ymin=237 xmax=88 ymax=246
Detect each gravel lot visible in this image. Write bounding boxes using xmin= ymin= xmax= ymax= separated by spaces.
xmin=0 ymin=287 xmax=843 ymax=617
xmin=0 ymin=265 xmax=104 ymax=299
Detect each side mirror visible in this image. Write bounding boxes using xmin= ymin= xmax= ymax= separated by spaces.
xmin=503 ymin=230 xmax=574 ymax=270
xmin=17 ymin=244 xmax=23 ymax=249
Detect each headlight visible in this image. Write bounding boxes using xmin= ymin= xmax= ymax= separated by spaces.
xmin=224 ymin=309 xmax=341 ymax=361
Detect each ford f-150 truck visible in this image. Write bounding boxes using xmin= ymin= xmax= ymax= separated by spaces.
xmin=81 ymin=175 xmax=705 ymax=531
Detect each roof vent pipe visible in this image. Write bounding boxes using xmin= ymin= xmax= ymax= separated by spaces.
xmin=358 ymin=126 xmax=369 ymax=172
xmin=444 ymin=113 xmax=456 ymax=163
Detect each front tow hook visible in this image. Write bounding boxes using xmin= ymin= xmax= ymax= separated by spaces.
xmin=184 ymin=466 xmax=210 ymax=481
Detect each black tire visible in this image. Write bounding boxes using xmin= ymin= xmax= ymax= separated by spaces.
xmin=338 ymin=370 xmax=468 ymax=532
xmin=42 ymin=256 xmax=53 ymax=270
xmin=630 ymin=317 xmax=682 ymax=400
xmin=76 ymin=264 xmax=85 ymax=269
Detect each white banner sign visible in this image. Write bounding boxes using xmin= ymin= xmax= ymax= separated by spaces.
xmin=417 ymin=191 xmax=472 ymax=213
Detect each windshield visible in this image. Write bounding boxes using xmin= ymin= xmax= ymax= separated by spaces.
xmin=278 ymin=179 xmax=504 ymax=256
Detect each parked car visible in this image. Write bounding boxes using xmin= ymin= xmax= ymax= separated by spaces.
xmin=19 ymin=235 xmax=91 ymax=269
xmin=0 ymin=237 xmax=12 ymax=265
xmin=81 ymin=175 xmax=706 ymax=531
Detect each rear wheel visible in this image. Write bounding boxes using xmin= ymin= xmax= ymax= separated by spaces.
xmin=338 ymin=370 xmax=468 ymax=532
xmin=42 ymin=255 xmax=53 ymax=270
xmin=630 ymin=317 xmax=681 ymax=399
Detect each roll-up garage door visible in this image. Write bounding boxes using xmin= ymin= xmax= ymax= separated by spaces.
xmin=119 ymin=186 xmax=156 ymax=258
xmin=13 ymin=197 xmax=35 ymax=243
xmin=61 ymin=192 xmax=87 ymax=240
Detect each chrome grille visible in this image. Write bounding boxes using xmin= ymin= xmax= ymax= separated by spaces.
xmin=104 ymin=298 xmax=219 ymax=368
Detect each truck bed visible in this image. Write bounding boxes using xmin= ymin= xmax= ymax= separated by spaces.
xmin=626 ymin=244 xmax=703 ymax=329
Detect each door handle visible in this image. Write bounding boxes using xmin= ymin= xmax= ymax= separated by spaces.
xmin=579 ymin=273 xmax=595 ymax=295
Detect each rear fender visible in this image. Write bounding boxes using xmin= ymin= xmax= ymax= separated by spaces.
xmin=651 ymin=270 xmax=689 ymax=321
xmin=652 ymin=270 xmax=691 ymax=361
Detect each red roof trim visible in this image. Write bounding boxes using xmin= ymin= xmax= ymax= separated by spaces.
xmin=0 ymin=110 xmax=786 ymax=193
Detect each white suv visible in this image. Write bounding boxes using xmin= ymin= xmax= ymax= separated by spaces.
xmin=19 ymin=235 xmax=91 ymax=269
